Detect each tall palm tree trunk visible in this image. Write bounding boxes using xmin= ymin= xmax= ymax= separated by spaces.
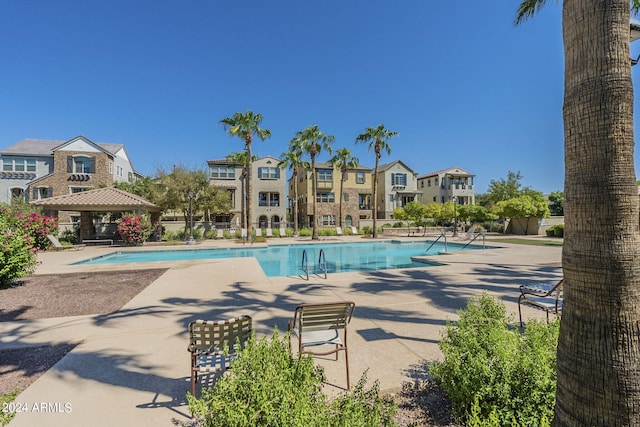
xmin=339 ymin=173 xmax=344 ymax=228
xmin=311 ymin=156 xmax=318 ymax=240
xmin=293 ymin=170 xmax=299 ymax=236
xmin=372 ymin=156 xmax=379 ymax=238
xmin=555 ymin=1 xmax=640 ymax=425
xmin=246 ymin=140 xmax=252 ymax=241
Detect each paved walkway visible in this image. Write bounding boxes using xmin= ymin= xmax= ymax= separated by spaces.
xmin=1 ymin=236 xmax=562 ymax=426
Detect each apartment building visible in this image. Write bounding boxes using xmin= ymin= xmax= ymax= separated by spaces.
xmin=375 ymin=160 xmax=420 ymax=219
xmin=0 ymin=136 xmax=139 ymax=218
xmin=207 ymin=155 xmax=286 ymax=229
xmin=288 ymin=161 xmax=373 ymax=228
xmin=417 ymin=166 xmax=476 ymax=205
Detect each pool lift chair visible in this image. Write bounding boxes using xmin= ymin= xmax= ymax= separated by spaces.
xmin=518 ymin=279 xmax=563 ymax=328
xmin=288 ymin=301 xmax=355 ymax=389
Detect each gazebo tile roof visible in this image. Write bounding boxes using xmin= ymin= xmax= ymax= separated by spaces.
xmin=30 ymin=187 xmax=160 ymax=212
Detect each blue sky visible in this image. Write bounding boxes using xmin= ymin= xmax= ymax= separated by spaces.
xmin=0 ymin=0 xmax=611 ymax=195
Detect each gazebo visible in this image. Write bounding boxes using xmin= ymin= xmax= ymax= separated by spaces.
xmin=30 ymin=187 xmax=162 ymax=242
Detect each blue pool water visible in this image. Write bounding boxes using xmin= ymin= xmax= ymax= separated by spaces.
xmin=75 ymin=240 xmax=481 ymax=277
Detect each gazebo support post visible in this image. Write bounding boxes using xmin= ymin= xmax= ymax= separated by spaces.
xmin=80 ymin=211 xmax=94 ymax=242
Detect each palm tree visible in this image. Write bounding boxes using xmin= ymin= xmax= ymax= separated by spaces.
xmin=226 ymin=151 xmax=256 ymax=232
xmin=517 ymin=1 xmax=640 ymax=424
xmin=220 ymin=111 xmax=271 ymax=240
xmin=329 ymin=148 xmax=359 ymax=228
xmin=290 ymin=125 xmax=335 ymax=240
xmin=278 ymin=147 xmax=308 ymax=236
xmin=355 ymin=124 xmax=397 ymax=238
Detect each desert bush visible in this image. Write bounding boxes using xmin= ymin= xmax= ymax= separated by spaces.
xmin=285 ymin=227 xmax=294 ymax=237
xmin=188 ymin=329 xmax=396 ymax=427
xmin=203 ymin=230 xmax=217 ymax=239
xmin=222 ymin=230 xmax=232 ymax=239
xmin=430 ymin=293 xmax=559 ymax=426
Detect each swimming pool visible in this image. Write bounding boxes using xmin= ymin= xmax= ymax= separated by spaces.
xmin=75 ymin=240 xmax=482 ymax=277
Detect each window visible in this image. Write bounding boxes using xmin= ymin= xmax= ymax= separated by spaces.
xmin=343 ymin=193 xmax=349 ymax=202
xmin=317 ymin=169 xmax=333 ymax=182
xmin=34 ymin=187 xmax=51 ymax=200
xmin=259 ymin=192 xmax=280 ymax=206
xmin=116 ymin=165 xmax=123 ymax=177
xmin=356 ymin=172 xmax=365 ymax=184
xmin=128 ymin=172 xmax=133 ymax=182
xmin=109 ymin=162 xmax=113 ymax=173
xmin=2 ymin=157 xmax=36 ymax=172
xmin=420 ymin=181 xmax=424 ymax=188
xmin=358 ymin=194 xmax=371 ymax=210
xmin=74 ymin=157 xmax=91 ymax=173
xmin=321 ymin=215 xmax=336 ymax=226
xmin=70 ymin=187 xmax=92 ymax=194
xmin=209 ymin=166 xmax=236 ymax=179
xmin=316 ymin=192 xmax=335 ymax=203
xmin=258 ymin=167 xmax=279 ymax=179
xmin=391 ymin=173 xmax=407 ymax=186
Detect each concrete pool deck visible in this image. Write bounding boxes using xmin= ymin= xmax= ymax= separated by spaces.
xmin=1 ymin=235 xmax=562 ymax=426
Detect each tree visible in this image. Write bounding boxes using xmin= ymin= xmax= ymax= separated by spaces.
xmin=355 ymin=124 xmax=398 ymax=238
xmin=395 ymin=201 xmax=428 ymax=235
xmin=220 ymin=111 xmax=271 ymax=239
xmin=226 ymin=151 xmax=257 ymax=231
xmin=517 ymin=1 xmax=640 ymax=424
xmin=156 ymin=165 xmax=230 ymax=235
xmin=113 ymin=176 xmax=163 ymax=207
xmin=290 ymin=125 xmax=335 ymax=240
xmin=495 ymin=195 xmax=550 ymax=234
xmin=279 ymin=147 xmax=309 ymax=236
xmin=485 ymin=170 xmax=525 ymax=204
xmin=456 ymin=204 xmax=496 ymax=225
xmin=548 ymin=190 xmax=564 ymax=216
xmin=329 ymin=148 xmax=359 ymax=228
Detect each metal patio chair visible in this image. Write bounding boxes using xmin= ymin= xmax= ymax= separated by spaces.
xmin=288 ymin=301 xmax=355 ymax=389
xmin=518 ymin=279 xmax=563 ymax=327
xmin=187 ymin=315 xmax=252 ymax=396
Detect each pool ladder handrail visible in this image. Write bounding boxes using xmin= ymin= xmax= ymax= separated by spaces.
xmin=460 ymin=230 xmax=486 ymax=250
xmin=317 ymin=249 xmax=327 ymax=279
xmin=300 ymin=248 xmax=328 ymax=280
xmin=426 ymin=230 xmax=448 ymax=253
xmin=301 ymin=249 xmax=309 ymax=280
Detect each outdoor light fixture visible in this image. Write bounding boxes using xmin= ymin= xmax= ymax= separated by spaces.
xmin=452 ymin=196 xmax=458 ymax=237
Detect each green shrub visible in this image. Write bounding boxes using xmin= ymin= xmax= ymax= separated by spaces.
xmin=204 ymin=230 xmax=217 ymax=239
xmin=299 ymin=228 xmax=312 ymax=237
xmin=546 ymin=224 xmax=564 ymax=238
xmin=0 ymin=216 xmax=37 ymax=287
xmin=188 ymin=329 xmax=396 ymax=427
xmin=223 ymin=230 xmax=232 ymax=239
xmin=285 ymin=227 xmax=294 ymax=237
xmin=430 ymin=293 xmax=559 ymax=426
xmin=318 ymin=228 xmax=337 ymax=236
xmin=60 ymin=228 xmax=80 ymax=244
xmin=392 ymin=222 xmax=404 ymax=228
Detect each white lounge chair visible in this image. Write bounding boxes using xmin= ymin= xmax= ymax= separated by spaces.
xmin=351 ymin=226 xmax=358 ymax=235
xmin=279 ymin=227 xmax=286 ymax=237
xmin=47 ymin=234 xmax=86 ymax=251
xmin=336 ymin=227 xmax=343 ymax=236
xmin=266 ymin=228 xmax=273 ymax=238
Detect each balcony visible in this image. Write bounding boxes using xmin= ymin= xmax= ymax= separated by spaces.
xmin=316 ymin=180 xmax=333 ymax=190
xmin=359 ymin=204 xmax=371 ymax=210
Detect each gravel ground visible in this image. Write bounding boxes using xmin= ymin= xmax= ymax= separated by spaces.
xmin=0 ymin=269 xmax=460 ymax=426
